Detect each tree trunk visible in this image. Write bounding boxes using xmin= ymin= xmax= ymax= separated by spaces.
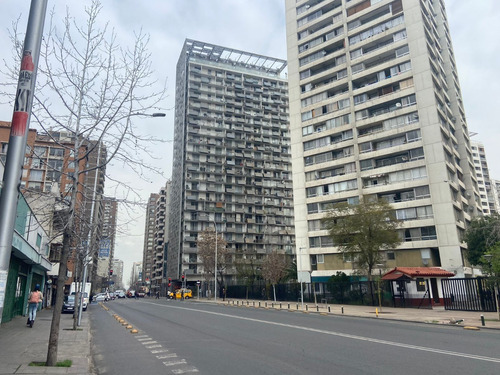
xmin=273 ymin=284 xmax=276 ymax=302
xmin=46 ymin=231 xmax=71 ymax=366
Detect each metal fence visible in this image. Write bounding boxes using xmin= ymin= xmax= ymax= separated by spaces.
xmin=441 ymin=277 xmax=497 ymax=312
xmin=226 ymin=280 xmax=393 ymax=307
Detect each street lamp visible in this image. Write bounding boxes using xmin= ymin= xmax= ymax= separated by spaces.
xmin=376 ymin=263 xmax=385 ymax=312
xmin=298 ymin=247 xmax=306 ymax=309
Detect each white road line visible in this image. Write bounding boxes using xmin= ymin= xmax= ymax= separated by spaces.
xmin=137 ymin=337 xmax=152 ymax=341
xmin=135 ymin=335 xmax=149 ymax=338
xmin=156 ymin=353 xmax=177 ymax=359
xmin=141 ymin=340 xmax=158 ymax=345
xmin=143 ymin=301 xmax=500 ymax=364
xmin=146 ymin=344 xmax=162 ymax=349
xmin=172 ymin=367 xmax=199 ymax=374
xmin=152 ymin=349 xmax=169 ymax=354
xmin=163 ymin=359 xmax=187 ymax=367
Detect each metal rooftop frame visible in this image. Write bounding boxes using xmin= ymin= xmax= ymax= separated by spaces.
xmin=184 ymin=39 xmax=287 ymax=75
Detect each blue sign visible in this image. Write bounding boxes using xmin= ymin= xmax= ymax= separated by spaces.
xmin=98 ymin=238 xmax=111 ymax=257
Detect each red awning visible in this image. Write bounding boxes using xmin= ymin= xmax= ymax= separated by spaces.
xmin=382 ymin=267 xmax=455 ymax=280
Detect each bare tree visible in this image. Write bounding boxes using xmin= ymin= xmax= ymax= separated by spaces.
xmin=2 ymin=1 xmax=166 ymax=366
xmin=261 ymin=251 xmax=288 ymax=302
xmin=197 ymin=228 xmax=230 ymax=297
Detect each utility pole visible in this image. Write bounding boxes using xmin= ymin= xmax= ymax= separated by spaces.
xmin=0 ymin=0 xmax=48 ymax=323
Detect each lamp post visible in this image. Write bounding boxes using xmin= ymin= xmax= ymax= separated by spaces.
xmin=298 ymin=247 xmax=305 ymax=310
xmin=376 ymin=263 xmax=384 ymax=312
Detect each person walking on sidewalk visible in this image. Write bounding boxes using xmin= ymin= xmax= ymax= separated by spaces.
xmin=27 ymin=284 xmax=43 ymax=328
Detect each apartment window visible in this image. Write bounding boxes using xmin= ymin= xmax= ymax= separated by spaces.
xmin=49 ymin=148 xmax=65 ymax=157
xmin=317 ymin=254 xmax=325 ymax=264
xmin=29 ymin=170 xmax=43 ymax=182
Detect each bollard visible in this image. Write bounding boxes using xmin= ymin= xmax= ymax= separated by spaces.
xmin=306 ymin=304 xmax=308 ymax=311
xmin=375 ymin=308 xmax=379 ymax=317
xmin=296 ymin=303 xmax=298 ymax=310
xmin=259 ymin=302 xmax=261 ymax=308
xmin=272 ymin=303 xmax=274 ymax=308
xmin=341 ymin=306 xmax=344 ymax=314
xmin=280 ymin=303 xmax=282 ymax=309
xmin=316 ymin=305 xmax=319 ymax=312
xmin=288 ymin=303 xmax=290 ymax=309
xmin=265 ymin=302 xmax=268 ymax=308
xmin=481 ymin=315 xmax=485 ymax=326
xmin=253 ymin=301 xmax=255 ymax=307
xmin=328 ymin=306 xmax=331 ymax=313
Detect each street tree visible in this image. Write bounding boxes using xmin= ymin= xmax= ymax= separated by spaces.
xmin=463 ymin=214 xmax=500 ymax=266
xmin=197 ymin=227 xmax=230 ymax=297
xmin=323 ymin=198 xmax=401 ymax=282
xmin=235 ymin=257 xmax=261 ymax=299
xmin=2 ymin=1 xmax=166 ymax=366
xmin=261 ymin=251 xmax=288 ymax=301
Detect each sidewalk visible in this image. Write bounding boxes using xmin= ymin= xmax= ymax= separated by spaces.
xmin=0 ymin=308 xmax=92 ymax=374
xmin=213 ymin=298 xmax=500 ymax=330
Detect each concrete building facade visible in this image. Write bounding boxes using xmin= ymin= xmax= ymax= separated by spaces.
xmin=168 ymin=40 xmax=295 ymax=285
xmin=285 ymin=0 xmax=480 ymax=279
xmin=152 ymin=181 xmax=172 ymax=293
xmin=471 ymin=140 xmax=497 ymax=215
xmin=142 ymin=193 xmax=158 ymax=285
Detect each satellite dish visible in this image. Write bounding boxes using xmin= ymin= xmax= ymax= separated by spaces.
xmin=395 ymin=103 xmax=402 ymax=108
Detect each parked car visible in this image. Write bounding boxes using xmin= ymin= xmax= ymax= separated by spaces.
xmin=116 ymin=291 xmax=126 ymax=298
xmin=62 ymin=295 xmax=76 ymax=313
xmin=70 ymin=292 xmax=88 ymax=311
xmin=109 ymin=292 xmax=116 ymax=300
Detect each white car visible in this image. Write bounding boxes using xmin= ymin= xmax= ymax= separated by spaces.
xmin=70 ymin=292 xmax=88 ymax=311
xmin=94 ymin=293 xmax=108 ymax=302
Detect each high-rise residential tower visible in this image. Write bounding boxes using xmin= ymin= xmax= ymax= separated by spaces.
xmin=285 ymin=0 xmax=480 ymax=279
xmin=152 ymin=181 xmax=172 ymax=294
xmin=142 ymin=193 xmax=159 ymax=284
xmin=470 ymin=140 xmax=497 ymax=215
xmin=168 ymin=40 xmax=294 ymax=285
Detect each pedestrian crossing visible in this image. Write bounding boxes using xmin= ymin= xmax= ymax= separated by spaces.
xmin=134 ymin=334 xmax=199 ymax=373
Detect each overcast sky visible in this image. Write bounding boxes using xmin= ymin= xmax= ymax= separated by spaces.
xmin=0 ymin=1 xmax=498 ymax=287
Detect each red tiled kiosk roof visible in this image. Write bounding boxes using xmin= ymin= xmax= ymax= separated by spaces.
xmin=382 ymin=267 xmax=455 ymax=280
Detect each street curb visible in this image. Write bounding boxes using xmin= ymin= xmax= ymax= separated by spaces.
xmin=191 ymin=299 xmax=500 ymax=330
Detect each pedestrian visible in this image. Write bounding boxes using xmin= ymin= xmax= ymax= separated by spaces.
xmin=181 ymin=290 xmax=184 ymax=300
xmin=27 ymin=284 xmax=43 ymax=328
xmin=156 ymin=291 xmax=160 ymax=299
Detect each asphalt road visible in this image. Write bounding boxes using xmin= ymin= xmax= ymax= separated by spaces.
xmin=90 ymin=298 xmax=500 ymax=374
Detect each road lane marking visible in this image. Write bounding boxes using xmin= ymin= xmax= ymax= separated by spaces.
xmin=146 ymin=344 xmax=162 ymax=349
xmin=143 ymin=301 xmax=500 ymax=364
xmin=137 ymin=337 xmax=152 ymax=341
xmin=135 ymin=335 xmax=149 ymax=338
xmin=157 ymin=353 xmax=177 ymax=359
xmin=141 ymin=340 xmax=158 ymax=345
xmin=172 ymin=368 xmax=199 ymax=374
xmin=163 ymin=359 xmax=187 ymax=367
xmin=152 ymin=349 xmax=169 ymax=354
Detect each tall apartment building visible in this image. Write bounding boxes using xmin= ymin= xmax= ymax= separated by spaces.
xmin=94 ymin=197 xmax=118 ymax=291
xmin=168 ymin=40 xmax=295 ymax=284
xmin=470 ymin=140 xmax=497 ymax=215
xmin=0 ymin=122 xmax=107 ymax=289
xmin=285 ymin=0 xmax=481 ymax=279
xmin=142 ymin=193 xmax=159 ymax=284
xmin=152 ymin=182 xmax=172 ymax=293
xmin=111 ymin=258 xmax=124 ymax=290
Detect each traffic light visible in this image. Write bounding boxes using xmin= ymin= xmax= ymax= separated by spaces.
xmin=181 ymin=274 xmax=185 ymax=281
xmin=168 ymin=277 xmax=171 ymax=288
xmin=109 ymin=269 xmax=113 ymax=276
